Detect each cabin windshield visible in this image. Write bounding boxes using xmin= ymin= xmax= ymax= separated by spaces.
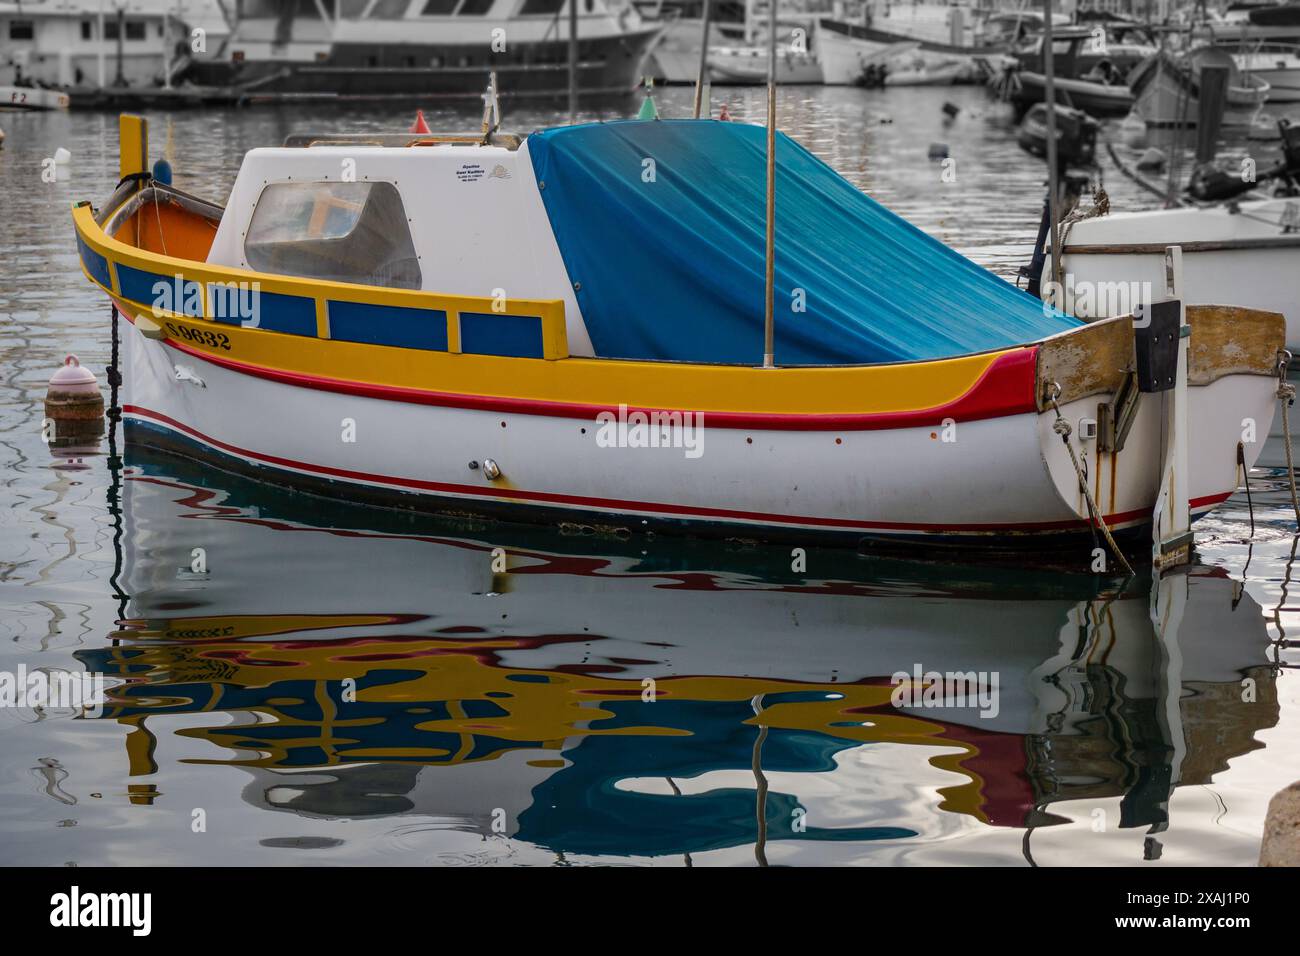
xmin=243 ymin=181 xmax=422 ymax=290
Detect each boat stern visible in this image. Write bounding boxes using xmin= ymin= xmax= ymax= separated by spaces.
xmin=1032 ymin=306 xmax=1285 ymax=542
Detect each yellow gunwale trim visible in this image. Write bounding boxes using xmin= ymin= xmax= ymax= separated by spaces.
xmin=75 ymin=203 xmax=1033 ymax=420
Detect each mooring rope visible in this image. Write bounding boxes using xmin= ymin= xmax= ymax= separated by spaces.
xmin=1277 ymin=350 xmax=1300 ymax=528
xmin=1238 ymin=442 xmax=1256 ymax=537
xmin=1049 ymin=387 xmax=1135 ymax=576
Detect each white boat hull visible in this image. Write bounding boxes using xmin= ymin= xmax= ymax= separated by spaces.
xmin=1131 ymin=62 xmax=1269 ymax=127
xmin=0 ymin=85 xmax=69 ymax=111
xmin=1057 ymin=199 xmax=1300 ymax=351
xmin=816 ymin=19 xmax=983 ymax=86
xmin=1058 ymin=201 xmax=1299 ymax=464
xmin=708 ymin=46 xmax=823 ymax=85
xmin=116 ymin=311 xmax=1274 ymax=546
xmin=885 ymin=62 xmax=965 ymax=87
xmin=1233 ymin=52 xmax=1300 ymax=103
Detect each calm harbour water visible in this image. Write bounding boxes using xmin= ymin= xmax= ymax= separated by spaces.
xmin=0 ymin=85 xmax=1297 ymax=866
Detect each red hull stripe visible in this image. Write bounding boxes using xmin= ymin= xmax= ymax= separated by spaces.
xmin=155 ymin=332 xmax=1040 ymax=432
xmin=123 ymin=405 xmax=1232 ymax=534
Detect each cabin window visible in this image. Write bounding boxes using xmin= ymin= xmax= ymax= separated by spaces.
xmin=421 ymin=0 xmax=459 ymax=13
xmin=244 ymin=182 xmax=422 ymax=290
xmin=519 ymin=0 xmax=565 ymax=14
xmin=460 ymin=0 xmax=494 ymax=13
xmin=8 ymin=20 xmax=35 ymax=40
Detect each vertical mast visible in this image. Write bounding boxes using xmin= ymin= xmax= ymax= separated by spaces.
xmin=568 ymin=0 xmax=579 ymax=123
xmin=1042 ymin=0 xmax=1061 ymax=293
xmin=763 ymin=0 xmax=776 ymax=368
xmin=692 ymin=0 xmax=714 ymax=119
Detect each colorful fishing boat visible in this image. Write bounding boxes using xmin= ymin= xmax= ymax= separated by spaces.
xmin=72 ymin=111 xmax=1285 ymax=551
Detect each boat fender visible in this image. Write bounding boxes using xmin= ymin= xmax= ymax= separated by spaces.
xmin=1187 ymin=163 xmax=1257 ymax=203
xmin=152 ymin=158 xmax=173 ymax=186
xmin=1135 ymin=147 xmax=1166 ymax=172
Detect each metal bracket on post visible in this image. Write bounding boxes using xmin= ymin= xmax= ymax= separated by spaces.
xmin=1152 ymin=245 xmax=1192 ymax=571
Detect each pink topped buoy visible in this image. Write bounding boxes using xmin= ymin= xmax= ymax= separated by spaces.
xmin=45 ymin=354 xmax=105 ymax=455
xmin=48 ymin=355 xmax=99 ymax=393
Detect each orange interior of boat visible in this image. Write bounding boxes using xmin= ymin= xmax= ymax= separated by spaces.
xmin=111 ymin=197 xmax=218 ymax=262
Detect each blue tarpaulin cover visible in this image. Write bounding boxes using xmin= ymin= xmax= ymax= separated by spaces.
xmin=526 ymin=119 xmax=1079 ymax=366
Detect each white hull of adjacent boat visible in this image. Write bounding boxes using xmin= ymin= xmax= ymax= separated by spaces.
xmin=1057 ymin=199 xmax=1300 ymax=351
xmin=0 ymin=85 xmax=69 ymax=111
xmin=817 ymin=20 xmax=976 ymax=86
xmin=1058 ymin=202 xmax=1299 ymax=467
xmin=1132 ymin=68 xmax=1269 ymax=127
xmin=885 ymin=60 xmax=966 ymax=87
xmin=117 ymin=312 xmax=1273 ymax=543
xmin=1234 ymin=51 xmax=1300 ymax=102
xmin=645 ymin=18 xmax=747 ymax=83
xmin=708 ymin=46 xmax=823 ymax=84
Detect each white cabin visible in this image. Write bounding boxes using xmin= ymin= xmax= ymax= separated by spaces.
xmin=206 ymin=137 xmax=596 ymax=355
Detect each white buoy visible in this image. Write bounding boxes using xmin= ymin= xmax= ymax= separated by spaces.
xmin=1120 ymin=112 xmax=1147 ymax=149
xmin=53 ymin=146 xmax=71 ymax=165
xmin=1136 ymin=146 xmax=1167 ymax=171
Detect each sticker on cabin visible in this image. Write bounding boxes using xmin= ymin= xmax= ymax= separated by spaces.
xmin=488 ymin=164 xmax=511 ymax=181
xmin=456 ymin=163 xmax=486 ymax=183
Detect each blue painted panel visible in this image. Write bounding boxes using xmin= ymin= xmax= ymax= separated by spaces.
xmin=116 ymin=264 xmax=204 ymax=317
xmin=460 ymin=312 xmax=545 ymax=359
xmin=234 ymin=289 xmax=318 ymax=337
xmin=77 ymin=236 xmax=112 ymax=289
xmin=328 ymin=300 xmax=448 ymax=351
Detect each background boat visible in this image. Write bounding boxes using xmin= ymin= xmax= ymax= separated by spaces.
xmin=708 ymin=42 xmax=823 ymax=83
xmin=1231 ymin=44 xmax=1300 ymax=102
xmin=0 ymin=84 xmax=68 ymax=110
xmin=1129 ymin=47 xmax=1271 ymax=127
xmin=636 ymin=0 xmax=751 ymax=83
xmin=186 ymin=0 xmax=664 ymax=100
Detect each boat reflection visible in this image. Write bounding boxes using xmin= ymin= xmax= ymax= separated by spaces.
xmin=78 ymin=449 xmax=1280 ymax=861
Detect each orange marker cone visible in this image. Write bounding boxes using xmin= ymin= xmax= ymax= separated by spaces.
xmin=410 ymin=110 xmax=431 ymax=134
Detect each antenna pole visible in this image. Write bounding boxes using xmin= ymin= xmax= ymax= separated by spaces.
xmin=1042 ymin=0 xmax=1061 ymax=292
xmin=568 ymin=0 xmax=579 ymax=123
xmin=692 ymin=0 xmax=714 ymax=118
xmin=763 ymin=0 xmax=777 ymax=368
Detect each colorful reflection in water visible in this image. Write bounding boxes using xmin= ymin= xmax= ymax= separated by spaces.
xmin=65 ymin=447 xmax=1279 ymax=864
